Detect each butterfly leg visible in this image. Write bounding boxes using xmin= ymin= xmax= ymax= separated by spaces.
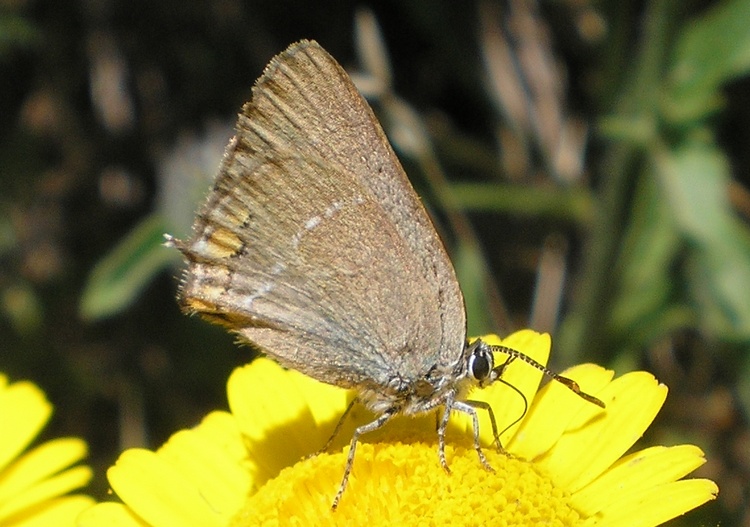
xmin=314 ymin=397 xmax=358 ymax=457
xmin=463 ymin=399 xmax=505 ymax=452
xmin=450 ymin=400 xmax=495 ymax=473
xmin=332 ymin=408 xmax=396 ymax=510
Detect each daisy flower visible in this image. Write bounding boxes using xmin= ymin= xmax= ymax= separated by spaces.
xmin=77 ymin=330 xmax=717 ymax=526
xmin=0 ymin=373 xmax=94 ymax=526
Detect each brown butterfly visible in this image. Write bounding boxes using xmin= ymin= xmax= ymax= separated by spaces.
xmin=166 ymin=40 xmax=604 ymax=509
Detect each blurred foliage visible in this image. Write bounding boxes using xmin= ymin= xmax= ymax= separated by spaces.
xmin=0 ymin=0 xmax=747 ymax=524
xmin=79 ymin=213 xmax=179 ymax=320
xmin=559 ymin=0 xmax=750 ymax=365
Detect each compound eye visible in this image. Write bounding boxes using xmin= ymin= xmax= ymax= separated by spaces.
xmin=468 ymin=348 xmax=493 ymax=381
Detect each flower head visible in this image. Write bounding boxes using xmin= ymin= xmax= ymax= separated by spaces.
xmin=0 ymin=373 xmax=93 ymax=526
xmin=79 ymin=330 xmax=717 ymax=526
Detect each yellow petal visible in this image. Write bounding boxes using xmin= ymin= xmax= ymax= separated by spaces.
xmin=156 ymin=412 xmax=250 ymax=520
xmin=572 ymin=444 xmax=708 ymax=515
xmin=536 ymin=372 xmax=667 ymax=490
xmin=0 ymin=438 xmax=88 ymax=502
xmin=227 ymin=361 xmax=326 ymax=486
xmin=0 ymin=382 xmax=52 ymax=472
xmin=107 ymin=449 xmax=224 ymax=527
xmin=581 ymin=478 xmax=719 ymax=527
xmin=507 ymin=364 xmax=613 ymax=459
xmin=10 ymin=495 xmax=94 ymax=527
xmin=0 ymin=466 xmax=92 ymax=521
xmin=286 ymin=368 xmax=351 ymax=430
xmin=491 ymin=330 xmax=552 ymax=444
xmin=77 ymin=502 xmax=149 ymax=527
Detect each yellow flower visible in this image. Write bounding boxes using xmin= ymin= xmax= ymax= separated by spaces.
xmin=0 ymin=373 xmax=94 ymax=526
xmin=78 ymin=330 xmax=717 ymax=526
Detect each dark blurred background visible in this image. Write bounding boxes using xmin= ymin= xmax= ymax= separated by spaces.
xmin=1 ymin=1 xmax=748 ymax=525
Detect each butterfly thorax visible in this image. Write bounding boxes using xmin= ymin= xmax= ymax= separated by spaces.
xmin=357 ymin=350 xmax=475 ymax=417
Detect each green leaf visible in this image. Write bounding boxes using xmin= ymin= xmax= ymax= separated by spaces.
xmin=655 ymin=142 xmax=750 ymax=340
xmin=686 ymin=229 xmax=750 ymax=340
xmin=609 ymin=171 xmax=686 ymax=344
xmin=655 ymin=142 xmax=729 ymax=244
xmin=665 ymin=0 xmax=750 ymax=123
xmin=79 ymin=213 xmax=180 ymax=321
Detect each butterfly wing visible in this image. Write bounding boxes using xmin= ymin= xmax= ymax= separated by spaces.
xmin=175 ymin=40 xmax=466 ymax=394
